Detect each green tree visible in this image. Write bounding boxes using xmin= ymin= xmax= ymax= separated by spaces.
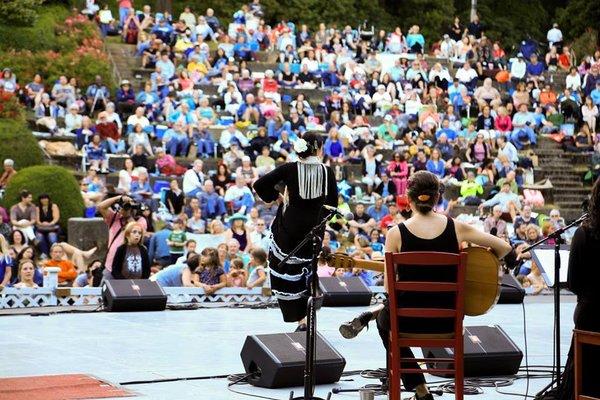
xmin=557 ymin=0 xmax=600 ymax=43
xmin=457 ymin=0 xmax=548 ymax=50
xmin=0 ymin=0 xmax=45 ymax=26
xmin=0 ymin=119 xmax=45 ymax=174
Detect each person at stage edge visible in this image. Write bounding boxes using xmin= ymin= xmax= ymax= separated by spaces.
xmin=556 ymin=177 xmax=600 ymax=399
xmin=340 ymin=171 xmax=511 ymax=400
xmin=253 ymin=132 xmax=338 ymax=331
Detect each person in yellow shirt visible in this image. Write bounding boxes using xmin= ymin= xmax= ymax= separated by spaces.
xmin=187 ymin=55 xmax=209 ymax=80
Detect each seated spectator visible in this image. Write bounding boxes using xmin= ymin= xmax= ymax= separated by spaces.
xmin=581 ymin=97 xmax=598 ymax=133
xmin=155 ymin=147 xmax=187 ymax=176
xmin=526 ymin=53 xmax=545 ymax=84
xmin=162 ymin=122 xmax=190 ymax=157
xmin=130 ymin=168 xmax=153 ymax=204
xmin=236 ymin=156 xmax=259 ymax=186
xmin=165 ymin=179 xmax=184 ymax=215
xmin=111 ymin=221 xmax=150 ymax=279
xmin=512 ymin=81 xmax=530 ymax=108
xmin=510 ymin=103 xmax=537 ymax=150
xmin=479 ymin=182 xmax=521 ymax=221
xmin=484 ymin=205 xmax=508 ymax=238
xmin=237 ymin=93 xmax=262 ymax=126
xmin=128 ymin=123 xmax=153 ymax=155
xmin=375 ymin=173 xmax=397 ymax=203
xmin=465 ymin=132 xmax=491 ymax=165
xmin=84 ymin=134 xmax=109 ymax=172
xmin=73 ymin=259 xmax=104 ymax=288
xmin=227 ymin=257 xmax=247 ymax=287
xmin=197 ymin=247 xmax=226 ymax=295
xmin=474 ymin=78 xmax=501 ymax=110
xmin=514 ymin=205 xmax=538 ymax=231
xmin=96 ymin=112 xmax=125 ymax=154
xmin=348 ymin=203 xmax=376 ymax=236
xmin=224 ymin=176 xmax=255 ymax=214
xmin=426 ymin=149 xmax=445 ymax=178
xmin=13 ymin=260 xmax=39 ymax=289
xmin=563 ymin=122 xmax=594 ymax=152
xmin=35 ymin=194 xmax=60 ymax=256
xmin=361 ymin=145 xmax=382 ymax=190
xmin=558 ymin=46 xmax=573 ymax=71
xmin=565 ymin=66 xmax=582 ymax=92
xmin=0 ymin=159 xmax=16 ymax=190
xmin=122 ymin=8 xmax=141 ymax=44
xmin=44 ymin=243 xmax=78 ymax=285
xmin=247 ymin=248 xmax=268 ymax=288
xmin=224 ymin=213 xmax=253 ymax=252
xmin=116 ymin=79 xmax=136 ymax=114
xmin=455 ymin=62 xmax=478 ymax=92
xmin=34 ymin=93 xmax=61 ymax=134
xmin=548 ymin=209 xmax=565 ymax=230
xmin=117 ymin=157 xmax=136 ymax=194
xmin=183 ymin=159 xmax=205 ymax=198
xmin=10 ymin=190 xmax=37 ymax=243
xmin=539 ymin=84 xmax=558 ymax=107
xmin=324 ymin=128 xmax=345 ymax=161
xmin=367 ymin=197 xmax=389 ymax=223
xmin=199 ymin=180 xmax=227 ymax=219
xmin=459 ymin=170 xmax=483 ymax=205
xmin=187 ymin=209 xmax=206 ymax=234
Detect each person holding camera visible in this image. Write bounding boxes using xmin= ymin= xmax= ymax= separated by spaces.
xmin=98 ymin=194 xmax=147 ymax=280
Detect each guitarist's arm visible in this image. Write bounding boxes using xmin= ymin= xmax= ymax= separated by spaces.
xmin=455 ymin=220 xmax=512 ymax=259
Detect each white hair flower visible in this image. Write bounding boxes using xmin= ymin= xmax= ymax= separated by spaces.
xmin=293 ymin=138 xmax=309 ymax=154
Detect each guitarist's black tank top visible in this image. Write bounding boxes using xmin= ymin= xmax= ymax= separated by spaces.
xmin=396 ymin=216 xmax=460 ymax=333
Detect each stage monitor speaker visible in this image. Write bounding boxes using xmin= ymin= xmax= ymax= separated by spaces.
xmin=319 ymin=276 xmax=372 ymax=307
xmin=498 ymin=274 xmax=525 ymax=304
xmin=240 ymin=331 xmax=346 ymax=388
xmin=102 ymin=279 xmax=167 ymax=312
xmin=422 ymin=325 xmax=522 ymax=377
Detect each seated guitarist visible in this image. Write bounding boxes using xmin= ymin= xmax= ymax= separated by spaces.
xmin=340 ymin=171 xmax=512 ymax=400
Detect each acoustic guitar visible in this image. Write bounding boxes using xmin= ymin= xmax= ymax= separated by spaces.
xmin=329 ymin=246 xmax=502 ymax=317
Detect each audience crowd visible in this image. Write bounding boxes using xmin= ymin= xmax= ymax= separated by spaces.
xmin=1 ymin=0 xmax=599 ymax=296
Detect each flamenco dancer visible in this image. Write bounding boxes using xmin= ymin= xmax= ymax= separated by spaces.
xmin=254 ymin=132 xmax=338 ymax=330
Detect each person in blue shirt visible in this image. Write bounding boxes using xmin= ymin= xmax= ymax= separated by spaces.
xmin=323 ymin=128 xmax=345 ymax=160
xmin=436 ymin=118 xmax=458 ymax=142
xmin=233 ymin=36 xmax=253 ymax=61
xmin=426 ymin=149 xmax=446 ymax=178
xmin=151 ymin=19 xmax=174 ymax=43
xmin=162 ymin=122 xmax=190 ymax=157
xmin=151 ymin=253 xmax=200 ymax=287
xmin=406 ymin=25 xmax=425 ymax=54
xmin=148 ymin=227 xmax=172 ymax=267
xmin=367 ymin=197 xmax=389 ymax=222
xmin=526 ymin=53 xmax=545 ymax=85
xmin=511 ymin=103 xmax=537 ymax=149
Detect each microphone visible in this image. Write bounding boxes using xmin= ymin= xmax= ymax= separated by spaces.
xmin=322 ymin=205 xmax=354 ymax=220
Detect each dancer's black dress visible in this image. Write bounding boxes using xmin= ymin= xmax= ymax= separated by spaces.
xmin=254 ymin=158 xmax=338 ymax=322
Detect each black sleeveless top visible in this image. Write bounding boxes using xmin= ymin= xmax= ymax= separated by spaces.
xmin=232 ymin=229 xmax=248 ymax=252
xmin=38 ymin=205 xmax=54 ymax=224
xmin=395 ymin=216 xmax=460 ymax=333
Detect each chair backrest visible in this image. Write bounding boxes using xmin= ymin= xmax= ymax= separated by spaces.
xmin=384 ymin=251 xmax=467 ymax=337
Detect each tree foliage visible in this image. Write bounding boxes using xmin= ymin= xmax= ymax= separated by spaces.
xmin=0 ymin=0 xmax=46 ymax=26
xmin=0 ymin=119 xmax=45 ymax=173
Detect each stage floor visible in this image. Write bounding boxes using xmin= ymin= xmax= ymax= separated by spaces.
xmin=0 ymin=296 xmax=576 ymax=400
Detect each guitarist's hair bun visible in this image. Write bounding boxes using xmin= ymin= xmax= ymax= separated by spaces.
xmin=407 ymin=171 xmax=439 ymax=214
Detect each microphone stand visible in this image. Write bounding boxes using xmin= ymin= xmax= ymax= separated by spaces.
xmin=276 ymin=209 xmax=338 ymax=400
xmin=522 ymin=212 xmax=588 ymax=399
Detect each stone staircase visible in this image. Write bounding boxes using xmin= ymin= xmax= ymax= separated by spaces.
xmin=106 ymin=42 xmax=140 ymax=87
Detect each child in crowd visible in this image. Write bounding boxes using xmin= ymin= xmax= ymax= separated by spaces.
xmin=227 ymin=258 xmax=247 ymax=287
xmin=167 ymin=219 xmax=187 ymax=264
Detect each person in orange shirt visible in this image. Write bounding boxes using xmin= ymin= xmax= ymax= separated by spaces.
xmin=44 ymin=243 xmax=78 ymax=285
xmin=539 ymin=83 xmax=557 ymax=107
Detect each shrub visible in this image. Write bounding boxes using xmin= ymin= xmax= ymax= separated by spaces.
xmin=0 ymin=5 xmax=68 ymax=52
xmin=0 ymin=119 xmax=44 ymax=173
xmin=0 ymin=0 xmax=46 ymax=27
xmin=3 ymin=165 xmax=84 ymax=229
xmin=0 ymin=93 xmax=26 ymax=122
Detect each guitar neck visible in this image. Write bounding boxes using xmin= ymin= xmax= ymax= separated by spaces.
xmin=352 ymin=259 xmax=384 ymax=273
